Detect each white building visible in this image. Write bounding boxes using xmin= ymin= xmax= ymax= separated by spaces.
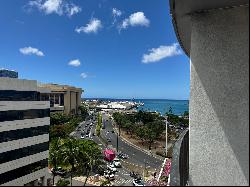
xmin=0 ymin=75 xmax=50 ymax=186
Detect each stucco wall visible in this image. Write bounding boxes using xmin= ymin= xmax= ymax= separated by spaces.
xmin=190 ymin=6 xmax=249 ymax=186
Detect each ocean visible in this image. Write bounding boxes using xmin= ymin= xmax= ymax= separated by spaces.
xmin=84 ymin=98 xmax=189 ymax=116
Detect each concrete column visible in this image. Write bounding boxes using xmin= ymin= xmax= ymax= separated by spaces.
xmin=189 ymin=6 xmax=249 ymax=186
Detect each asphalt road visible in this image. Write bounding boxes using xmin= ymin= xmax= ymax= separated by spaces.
xmin=72 ymin=113 xmax=164 ymax=186
xmin=101 ymin=114 xmax=163 ymax=170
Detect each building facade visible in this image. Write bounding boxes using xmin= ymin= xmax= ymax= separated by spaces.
xmin=0 ymin=77 xmax=50 ymax=186
xmin=38 ymin=83 xmax=83 ymax=115
xmin=170 ymin=0 xmax=249 ymax=186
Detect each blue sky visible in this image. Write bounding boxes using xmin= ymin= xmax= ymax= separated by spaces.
xmin=0 ymin=0 xmax=190 ymax=100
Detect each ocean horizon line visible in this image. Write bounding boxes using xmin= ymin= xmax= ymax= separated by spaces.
xmin=82 ymin=97 xmax=189 ymax=101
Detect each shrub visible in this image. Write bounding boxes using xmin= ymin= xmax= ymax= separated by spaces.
xmin=56 ymin=179 xmax=70 ymax=186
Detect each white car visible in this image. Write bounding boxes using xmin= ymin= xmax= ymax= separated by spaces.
xmin=112 ymin=158 xmax=121 ymax=168
xmin=107 ymin=164 xmax=117 ymax=172
xmin=132 ymin=179 xmax=144 ymax=186
xmin=80 ymin=136 xmax=85 ymax=139
xmin=85 ymin=134 xmax=89 ymax=138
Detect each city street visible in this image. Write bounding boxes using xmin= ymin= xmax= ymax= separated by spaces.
xmin=72 ymin=113 xmax=163 ymax=186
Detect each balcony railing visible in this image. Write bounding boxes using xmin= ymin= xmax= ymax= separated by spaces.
xmin=170 ymin=129 xmax=189 ymax=186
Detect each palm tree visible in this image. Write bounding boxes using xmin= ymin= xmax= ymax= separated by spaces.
xmin=61 ymin=138 xmax=80 ymax=186
xmin=49 ymin=138 xmax=63 ymax=185
xmin=79 ymin=140 xmax=104 ymax=186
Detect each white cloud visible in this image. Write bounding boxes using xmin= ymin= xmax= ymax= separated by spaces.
xmin=112 ymin=8 xmax=122 ymax=17
xmin=80 ymin=73 xmax=88 ymax=79
xmin=119 ymin=12 xmax=150 ymax=30
xmin=28 ymin=0 xmax=81 ymax=17
xmin=75 ymin=18 xmax=102 ymax=34
xmin=19 ymin=46 xmax=44 ymax=56
xmin=68 ymin=59 xmax=81 ymax=67
xmin=65 ymin=3 xmax=81 ymax=17
xmin=142 ymin=43 xmax=182 ymax=64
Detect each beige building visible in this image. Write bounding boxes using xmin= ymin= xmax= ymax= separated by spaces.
xmin=38 ymin=83 xmax=83 ymax=115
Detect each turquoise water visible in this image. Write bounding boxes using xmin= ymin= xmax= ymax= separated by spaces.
xmin=135 ymin=99 xmax=189 ymax=116
xmin=85 ymin=98 xmax=189 ymax=115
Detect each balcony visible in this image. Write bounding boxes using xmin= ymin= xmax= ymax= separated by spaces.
xmin=170 ymin=129 xmax=189 ymax=186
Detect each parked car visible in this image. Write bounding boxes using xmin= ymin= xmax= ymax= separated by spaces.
xmin=80 ymin=135 xmax=85 ymax=139
xmin=107 ymin=138 xmax=111 ymax=142
xmin=85 ymin=134 xmax=89 ymax=138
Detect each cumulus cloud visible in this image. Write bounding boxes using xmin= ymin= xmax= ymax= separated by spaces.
xmin=119 ymin=12 xmax=150 ymax=30
xmin=27 ymin=0 xmax=81 ymax=17
xmin=68 ymin=59 xmax=81 ymax=67
xmin=142 ymin=43 xmax=182 ymax=64
xmin=19 ymin=46 xmax=44 ymax=56
xmin=80 ymin=72 xmax=88 ymax=79
xmin=75 ymin=18 xmax=102 ymax=34
xmin=112 ymin=8 xmax=122 ymax=17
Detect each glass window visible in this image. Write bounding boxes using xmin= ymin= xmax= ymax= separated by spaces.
xmin=0 ymin=142 xmax=49 ymax=164
xmin=0 ymin=90 xmax=40 ymax=101
xmin=0 ymin=109 xmax=50 ymax=122
xmin=0 ymin=159 xmax=48 ymax=185
xmin=0 ymin=125 xmax=49 ymax=143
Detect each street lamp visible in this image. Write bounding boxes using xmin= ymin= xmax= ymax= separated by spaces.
xmin=165 ymin=115 xmax=168 ymax=157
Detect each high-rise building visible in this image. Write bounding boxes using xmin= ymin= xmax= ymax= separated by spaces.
xmin=0 ymin=73 xmax=50 ymax=186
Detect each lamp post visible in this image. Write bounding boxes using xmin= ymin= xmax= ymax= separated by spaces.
xmin=165 ymin=115 xmax=168 ymax=157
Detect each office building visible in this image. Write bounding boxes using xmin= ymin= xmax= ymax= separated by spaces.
xmin=0 ymin=73 xmax=50 ymax=186
xmin=38 ymin=83 xmax=83 ymax=115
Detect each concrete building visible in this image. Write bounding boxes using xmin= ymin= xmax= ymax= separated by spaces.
xmin=170 ymin=0 xmax=249 ymax=186
xmin=38 ymin=83 xmax=83 ymax=115
xmin=0 ymin=74 xmax=50 ymax=186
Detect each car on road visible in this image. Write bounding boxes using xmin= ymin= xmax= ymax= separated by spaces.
xmin=80 ymin=135 xmax=85 ymax=139
xmin=92 ymin=133 xmax=95 ymax=136
xmin=132 ymin=179 xmax=144 ymax=186
xmin=104 ymin=170 xmax=115 ymax=181
xmin=118 ymin=152 xmax=129 ymax=159
xmin=112 ymin=158 xmax=121 ymax=168
xmin=111 ymin=130 xmax=115 ymax=133
xmin=107 ymin=164 xmax=117 ymax=172
xmin=51 ymin=167 xmax=67 ymax=177
xmin=85 ymin=134 xmax=89 ymax=138
xmin=107 ymin=138 xmax=111 ymax=142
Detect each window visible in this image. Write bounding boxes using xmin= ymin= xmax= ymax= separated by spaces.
xmin=0 ymin=125 xmax=49 ymax=143
xmin=0 ymin=159 xmax=48 ymax=185
xmin=0 ymin=142 xmax=49 ymax=164
xmin=0 ymin=90 xmax=40 ymax=101
xmin=0 ymin=109 xmax=50 ymax=122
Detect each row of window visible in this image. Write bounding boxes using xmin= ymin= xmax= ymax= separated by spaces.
xmin=0 ymin=125 xmax=49 ymax=143
xmin=0 ymin=109 xmax=50 ymax=122
xmin=0 ymin=142 xmax=49 ymax=164
xmin=0 ymin=159 xmax=48 ymax=185
xmin=0 ymin=90 xmax=40 ymax=101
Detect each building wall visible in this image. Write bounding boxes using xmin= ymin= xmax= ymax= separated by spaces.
xmin=0 ymin=78 xmax=49 ymax=186
xmin=190 ymin=6 xmax=249 ymax=186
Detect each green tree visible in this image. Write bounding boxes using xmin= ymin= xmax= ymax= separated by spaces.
xmin=49 ymin=138 xmax=63 ymax=185
xmin=61 ymin=138 xmax=81 ymax=186
xmin=77 ymin=140 xmax=104 ymax=186
xmin=56 ymin=179 xmax=70 ymax=186
xmin=79 ymin=104 xmax=89 ymax=120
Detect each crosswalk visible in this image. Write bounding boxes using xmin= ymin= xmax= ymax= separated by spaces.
xmin=114 ymin=178 xmax=134 ymax=185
